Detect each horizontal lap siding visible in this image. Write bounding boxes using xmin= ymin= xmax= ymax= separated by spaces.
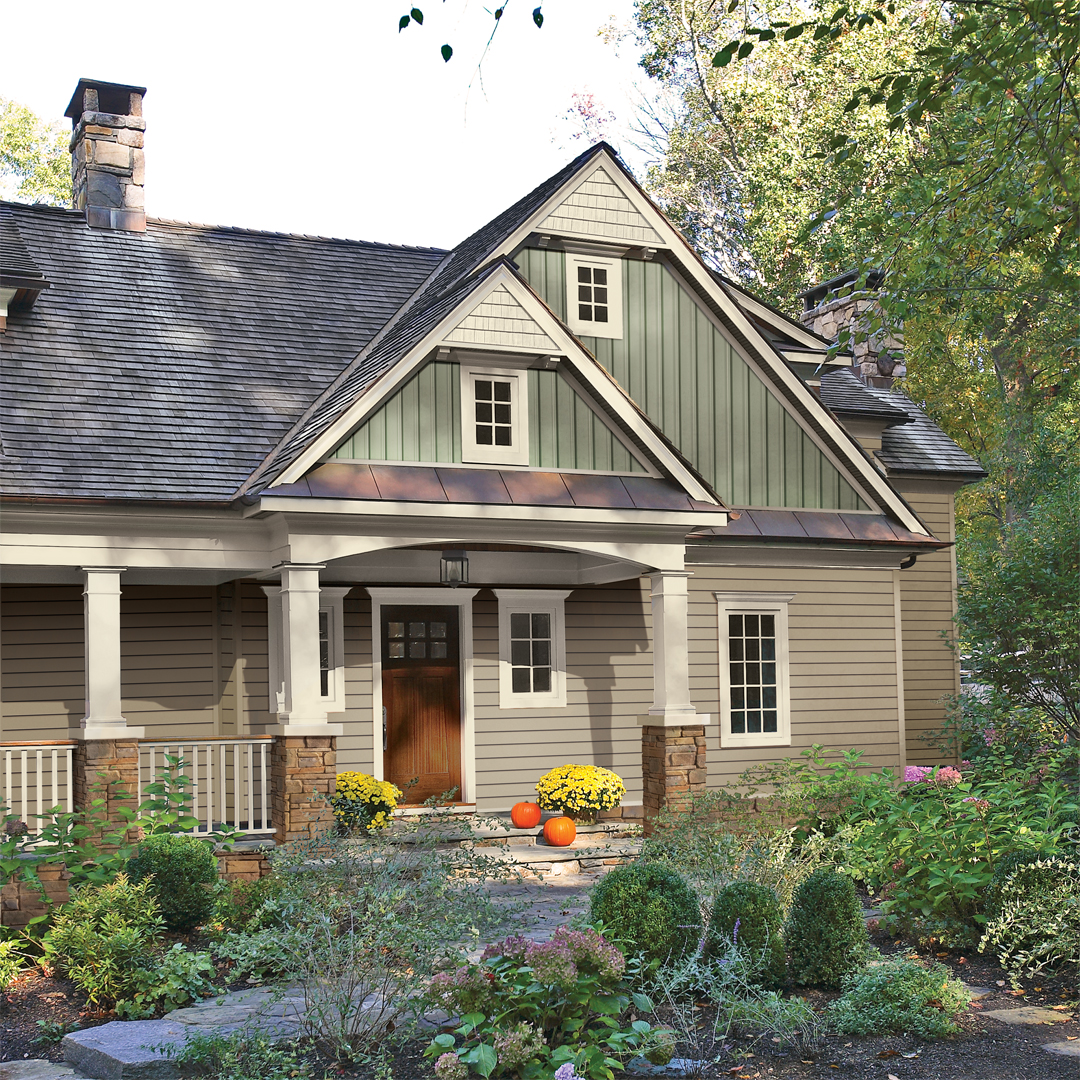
xmin=339 ymin=594 xmax=374 ymax=777
xmin=896 ymin=487 xmax=961 ymax=765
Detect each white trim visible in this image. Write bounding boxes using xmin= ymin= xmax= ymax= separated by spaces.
xmin=460 ymin=365 xmax=530 ymax=467
xmin=365 ymin=587 xmax=479 ymax=804
xmin=565 ymin=253 xmax=622 ymax=339
xmin=714 ymin=591 xmax=795 ymax=748
xmin=494 ymin=589 xmax=571 ymax=708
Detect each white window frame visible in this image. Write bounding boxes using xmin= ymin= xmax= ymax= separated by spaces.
xmin=715 ymin=591 xmax=795 ymax=748
xmin=460 ymin=365 xmax=530 ymax=467
xmin=495 ymin=589 xmax=571 ymax=708
xmin=565 ymin=254 xmax=623 ymax=340
xmin=262 ymin=585 xmax=351 ymax=714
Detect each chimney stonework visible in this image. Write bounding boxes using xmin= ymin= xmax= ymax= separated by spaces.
xmin=65 ymin=79 xmax=148 ymax=232
xmin=799 ymin=272 xmax=906 ymax=387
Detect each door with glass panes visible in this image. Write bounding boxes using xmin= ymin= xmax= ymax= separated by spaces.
xmin=381 ymin=606 xmax=462 ymax=803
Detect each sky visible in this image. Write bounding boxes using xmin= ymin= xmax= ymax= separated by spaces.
xmin=0 ymin=0 xmax=655 ymax=249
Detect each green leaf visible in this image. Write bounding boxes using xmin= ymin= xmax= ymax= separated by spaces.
xmin=494 ymin=6 xmax=504 ymax=18
xmin=473 ymin=1043 xmax=498 ymax=1079
xmin=590 ymin=993 xmax=623 ymax=1015
xmin=533 ymin=6 xmax=543 ymax=29
xmin=410 ymin=7 xmax=424 ymax=25
xmin=783 ymin=23 xmax=806 ymax=40
xmin=631 ymin=991 xmax=654 ymax=1011
xmin=441 ymin=44 xmax=453 ymax=62
xmin=737 ymin=41 xmax=754 ymax=60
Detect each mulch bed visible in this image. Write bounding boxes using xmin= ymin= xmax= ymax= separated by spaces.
xmin=3 ymin=927 xmax=1076 ymax=1078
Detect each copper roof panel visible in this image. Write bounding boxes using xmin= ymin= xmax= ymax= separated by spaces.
xmin=841 ymin=514 xmax=901 ymax=541
xmin=714 ymin=512 xmax=762 ymax=536
xmin=267 ymin=478 xmax=312 ymax=497
xmin=621 ymin=475 xmax=696 ymax=511
xmin=500 ymin=471 xmax=574 ymax=506
xmin=370 ymin=465 xmax=447 ymax=502
xmin=562 ymin=473 xmax=636 ymax=508
xmin=437 ymin=468 xmax=513 ymax=504
xmin=305 ymin=462 xmax=380 ymax=500
xmin=744 ymin=510 xmax=809 ymax=538
xmin=793 ymin=511 xmax=856 ymax=541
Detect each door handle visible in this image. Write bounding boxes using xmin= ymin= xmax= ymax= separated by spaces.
xmin=382 ymin=706 xmax=387 ymax=752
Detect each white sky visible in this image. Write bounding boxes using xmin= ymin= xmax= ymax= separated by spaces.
xmin=0 ymin=0 xmax=654 ymax=249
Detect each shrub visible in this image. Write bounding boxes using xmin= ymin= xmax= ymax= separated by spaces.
xmin=706 ymin=881 xmax=785 ymax=988
xmin=328 ymin=771 xmax=401 ymax=831
xmin=114 ymin=942 xmax=216 ymax=1018
xmin=163 ymin=1026 xmax=311 ymax=1080
xmin=829 ymin=958 xmax=971 ymax=1037
xmin=212 ymin=926 xmax=306 ymax=983
xmin=785 ymin=868 xmax=867 ymax=989
xmin=979 ymin=855 xmax=1080 ymax=985
xmin=535 ymin=765 xmax=625 ymax=816
xmin=0 ymin=939 xmax=26 ymax=989
xmin=213 ymin=873 xmax=289 ymax=933
xmin=590 ymin=862 xmax=700 ymax=963
xmin=127 ymin=832 xmax=219 ymax=932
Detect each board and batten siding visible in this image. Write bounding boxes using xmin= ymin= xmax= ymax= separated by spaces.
xmin=892 ymin=484 xmax=962 ymax=766
xmin=330 ymin=362 xmax=647 ymax=474
xmin=517 ymin=248 xmax=871 ymax=511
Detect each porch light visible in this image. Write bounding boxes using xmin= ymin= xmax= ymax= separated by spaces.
xmin=440 ymin=550 xmax=469 ymax=588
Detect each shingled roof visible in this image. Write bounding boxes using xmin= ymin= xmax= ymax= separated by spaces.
xmin=0 ymin=202 xmax=445 ymax=501
xmin=820 ymin=370 xmax=914 ymax=424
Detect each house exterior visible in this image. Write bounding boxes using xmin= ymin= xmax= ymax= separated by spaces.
xmin=0 ymin=79 xmax=986 ymax=853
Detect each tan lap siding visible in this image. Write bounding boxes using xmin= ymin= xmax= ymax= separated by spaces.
xmin=0 ymin=585 xmax=84 ymax=740
xmin=895 ymin=485 xmax=962 ymax=765
xmin=338 ymin=592 xmax=374 ymax=777
xmin=687 ymin=565 xmax=903 ymax=783
xmin=473 ymin=582 xmax=652 ymax=812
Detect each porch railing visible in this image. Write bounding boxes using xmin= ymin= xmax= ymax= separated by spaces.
xmin=1 ymin=741 xmax=76 ymax=823
xmin=138 ymin=738 xmax=274 ymax=838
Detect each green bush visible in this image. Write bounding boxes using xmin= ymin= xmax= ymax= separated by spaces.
xmin=213 ymin=873 xmax=288 ymax=934
xmin=785 ymin=868 xmax=867 ymax=989
xmin=0 ymin=939 xmax=26 ymax=989
xmin=127 ymin=832 xmax=219 ymax=932
xmin=706 ymin=881 xmax=785 ymax=988
xmin=589 ymin=862 xmax=701 ymax=963
xmin=828 ymin=958 xmax=971 ymax=1037
xmin=979 ymin=855 xmax=1080 ymax=985
xmin=163 ymin=1026 xmax=311 ymax=1080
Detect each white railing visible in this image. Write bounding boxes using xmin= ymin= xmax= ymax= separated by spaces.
xmin=1 ymin=741 xmax=76 ymax=824
xmin=138 ymin=738 xmax=273 ymax=837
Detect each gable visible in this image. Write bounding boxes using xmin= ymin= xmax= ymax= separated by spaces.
xmin=330 ymin=359 xmax=649 ymax=475
xmin=537 ymin=166 xmax=663 ymax=247
xmin=443 ymin=284 xmax=558 ymax=352
xmin=517 ymin=247 xmax=871 ymax=511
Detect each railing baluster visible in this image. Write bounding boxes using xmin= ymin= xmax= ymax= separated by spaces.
xmin=259 ymin=741 xmax=268 ymax=832
xmin=35 ymin=749 xmax=43 ymax=820
xmin=4 ymin=749 xmax=10 ymax=816
xmin=20 ymin=750 xmax=28 ymax=823
xmin=50 ymin=748 xmax=59 ymax=812
xmin=246 ymin=743 xmax=254 ymax=833
xmin=65 ymin=745 xmax=73 ymax=815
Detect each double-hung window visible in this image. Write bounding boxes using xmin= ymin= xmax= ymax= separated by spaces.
xmin=460 ymin=366 xmax=529 ymax=466
xmin=714 ymin=592 xmax=794 ymax=747
xmin=566 ymin=254 xmax=622 ymax=340
xmin=495 ymin=590 xmax=571 ymax=708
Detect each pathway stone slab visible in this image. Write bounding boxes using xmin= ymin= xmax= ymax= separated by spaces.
xmin=961 ymin=983 xmax=995 ymax=1001
xmin=983 ymin=1006 xmax=1071 ymax=1026
xmin=1042 ymin=1041 xmax=1080 ymax=1058
xmin=63 ymin=1019 xmax=190 ymax=1079
xmin=0 ymin=1063 xmax=82 ymax=1080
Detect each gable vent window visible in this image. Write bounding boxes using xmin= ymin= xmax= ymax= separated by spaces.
xmin=461 ymin=366 xmax=529 ymax=466
xmin=566 ymin=254 xmax=622 ymax=340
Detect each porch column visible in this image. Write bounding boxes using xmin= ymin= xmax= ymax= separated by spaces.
xmin=638 ymin=570 xmax=711 ymax=834
xmin=74 ymin=567 xmax=142 ymax=828
xmin=270 ymin=564 xmax=339 ymax=846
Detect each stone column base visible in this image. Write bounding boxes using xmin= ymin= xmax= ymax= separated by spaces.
xmin=271 ymin=735 xmax=338 ymax=846
xmin=1 ymin=864 xmax=71 ymax=928
xmin=73 ymin=738 xmax=141 ymax=836
xmin=641 ymin=725 xmax=707 ymax=836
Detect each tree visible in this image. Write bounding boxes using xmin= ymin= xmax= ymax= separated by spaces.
xmin=0 ymin=98 xmax=70 ymax=206
xmin=397 ymin=2 xmax=544 ymax=63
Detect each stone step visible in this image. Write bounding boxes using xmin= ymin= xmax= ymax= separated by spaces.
xmin=386 ymin=815 xmax=641 ymax=845
xmin=491 ymin=839 xmax=641 ymax=877
xmin=0 ymin=1063 xmax=83 ymax=1080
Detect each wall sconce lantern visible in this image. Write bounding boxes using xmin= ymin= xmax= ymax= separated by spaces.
xmin=440 ymin=550 xmax=469 ymax=588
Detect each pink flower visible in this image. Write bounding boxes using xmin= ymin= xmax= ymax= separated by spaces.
xmin=960 ymin=760 xmax=972 ymax=770
xmin=982 ymin=727 xmax=997 ymax=746
xmin=932 ymin=766 xmax=963 ymax=787
xmin=904 ymin=766 xmax=932 ymax=783
xmin=962 ymin=797 xmax=991 ymax=812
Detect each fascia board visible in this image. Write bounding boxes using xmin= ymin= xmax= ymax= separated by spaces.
xmin=245 ymin=494 xmax=722 ymax=530
xmin=722 ymin=286 xmax=829 ymax=350
xmin=483 ymin=150 xmax=929 ymax=536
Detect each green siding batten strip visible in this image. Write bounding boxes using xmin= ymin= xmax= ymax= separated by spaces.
xmin=517 ymin=247 xmax=871 ymax=510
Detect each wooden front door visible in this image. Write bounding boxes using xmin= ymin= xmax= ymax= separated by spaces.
xmin=381 ymin=605 xmax=462 ymax=804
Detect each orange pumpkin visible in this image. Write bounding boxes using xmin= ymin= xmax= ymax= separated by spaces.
xmin=543 ymin=815 xmax=577 ymax=847
xmin=510 ymin=801 xmax=542 ymax=829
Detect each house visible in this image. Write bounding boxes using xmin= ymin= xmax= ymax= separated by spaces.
xmin=0 ymin=79 xmax=986 ymax=859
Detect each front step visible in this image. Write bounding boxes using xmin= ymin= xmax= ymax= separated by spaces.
xmin=492 ymin=838 xmax=642 ymax=877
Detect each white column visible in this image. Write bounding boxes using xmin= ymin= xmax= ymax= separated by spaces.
xmin=638 ymin=570 xmax=712 ymax=728
xmin=273 ymin=564 xmax=342 ymax=735
xmin=79 ymin=567 xmax=144 ymax=739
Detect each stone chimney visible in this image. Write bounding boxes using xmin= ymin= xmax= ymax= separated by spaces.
xmin=65 ymin=79 xmax=147 ymax=232
xmin=798 ymin=270 xmax=905 ymax=387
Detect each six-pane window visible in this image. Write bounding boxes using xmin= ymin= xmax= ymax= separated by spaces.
xmin=474 ymin=378 xmax=514 ymax=447
xmin=577 ymin=266 xmax=609 ymax=324
xmin=728 ymin=613 xmax=778 ymax=735
xmin=510 ymin=612 xmax=551 ymax=694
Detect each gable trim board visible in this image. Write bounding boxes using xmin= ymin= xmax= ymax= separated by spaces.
xmin=267 ymin=262 xmax=721 ymax=507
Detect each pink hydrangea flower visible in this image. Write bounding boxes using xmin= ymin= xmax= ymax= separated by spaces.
xmin=904 ymin=765 xmax=932 ymax=782
xmin=932 ymin=766 xmax=963 ymax=787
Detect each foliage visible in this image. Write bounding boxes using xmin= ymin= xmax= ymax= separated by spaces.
xmin=329 ymin=771 xmax=401 ymax=831
xmin=828 ymin=957 xmax=971 ymax=1038
xmin=127 ymin=832 xmax=219 ymax=932
xmin=589 ymin=862 xmax=701 ymax=963
xmin=395 ymin=2 xmax=545 ymax=64
xmin=535 ymin=765 xmax=626 ymax=816
xmin=425 ymin=926 xmax=670 ymax=1080
xmin=0 ymin=938 xmax=26 ymax=990
xmin=211 ymin=926 xmax=304 ymax=984
xmin=785 ymin=867 xmax=868 ymax=989
xmin=0 ymin=97 xmax=70 ymax=205
xmin=212 ymin=873 xmax=290 ymax=934
xmin=113 ymin=942 xmax=216 ymax=1019
xmin=978 ymin=855 xmax=1080 ymax=985
xmin=842 ymin=751 xmax=1078 ymax=946
xmin=706 ymin=882 xmax=786 ymax=988
xmin=162 ymin=1026 xmax=313 ymax=1080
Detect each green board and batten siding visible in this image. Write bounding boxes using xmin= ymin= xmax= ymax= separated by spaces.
xmin=517 ymin=248 xmax=869 ymax=510
xmin=331 ymin=362 xmax=647 ymax=473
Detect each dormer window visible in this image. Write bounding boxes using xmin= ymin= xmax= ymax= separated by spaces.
xmin=460 ymin=365 xmax=529 ymax=466
xmin=566 ymin=254 xmax=622 ymax=340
